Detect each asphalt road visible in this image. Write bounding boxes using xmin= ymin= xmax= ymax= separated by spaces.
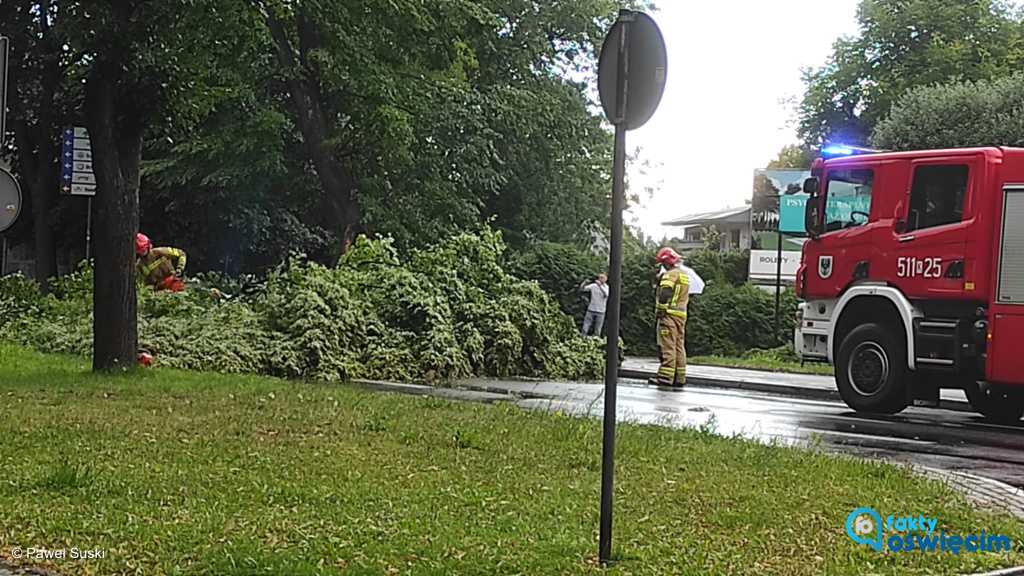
xmin=457 ymin=378 xmax=1024 ymax=490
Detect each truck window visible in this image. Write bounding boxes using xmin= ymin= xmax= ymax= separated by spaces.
xmin=824 ymin=168 xmax=874 ymax=232
xmin=908 ymin=164 xmax=968 ymax=230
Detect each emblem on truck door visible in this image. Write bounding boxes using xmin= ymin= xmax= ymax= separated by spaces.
xmin=819 ymin=256 xmax=834 ymax=279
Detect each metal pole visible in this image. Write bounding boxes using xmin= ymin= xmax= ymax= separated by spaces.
xmin=1 ymin=236 xmax=6 ymax=276
xmin=85 ymin=196 xmax=92 ymax=261
xmin=774 ymin=226 xmax=783 ymax=344
xmin=599 ymin=9 xmax=631 ymax=565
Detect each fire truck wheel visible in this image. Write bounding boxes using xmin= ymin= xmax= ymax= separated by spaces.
xmin=964 ymin=381 xmax=1024 ymax=423
xmin=836 ymin=323 xmax=909 ymax=414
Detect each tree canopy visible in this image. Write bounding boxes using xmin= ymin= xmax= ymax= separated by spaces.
xmin=4 ymin=0 xmax=646 ymax=275
xmin=872 ymin=73 xmax=1024 ymax=150
xmin=798 ymin=0 xmax=1024 ymax=147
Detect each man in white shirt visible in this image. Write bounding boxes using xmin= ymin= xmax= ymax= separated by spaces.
xmin=579 ymin=273 xmax=609 ymax=337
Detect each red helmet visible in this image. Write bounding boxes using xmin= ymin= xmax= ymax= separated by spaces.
xmin=655 ymin=247 xmax=681 ymax=266
xmin=135 ymin=233 xmax=152 ymax=256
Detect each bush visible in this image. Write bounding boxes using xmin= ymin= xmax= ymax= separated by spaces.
xmin=0 ymin=273 xmax=44 ymax=333
xmin=508 ymin=241 xmax=776 ymax=359
xmin=1 ymin=231 xmax=605 ymax=384
xmin=686 ymin=284 xmax=798 ymax=357
xmin=506 ymin=241 xmax=604 ymax=328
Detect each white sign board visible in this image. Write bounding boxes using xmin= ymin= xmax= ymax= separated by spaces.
xmin=748 ymin=249 xmax=801 ymax=282
xmin=61 ymin=127 xmax=96 ymax=196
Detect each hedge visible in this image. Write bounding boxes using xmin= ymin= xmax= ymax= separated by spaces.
xmin=0 ymin=231 xmax=606 ymax=383
xmin=509 ymin=242 xmax=796 ymax=357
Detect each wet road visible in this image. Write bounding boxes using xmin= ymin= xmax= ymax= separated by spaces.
xmin=459 ymin=378 xmax=1024 ymax=489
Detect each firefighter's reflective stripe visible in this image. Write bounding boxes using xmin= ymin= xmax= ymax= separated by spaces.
xmin=656 ymin=268 xmax=689 ymax=318
xmin=139 ymin=257 xmax=170 ymax=278
xmin=657 ymin=312 xmax=687 ymax=386
xmin=137 ymin=247 xmax=187 ymax=286
xmin=656 ymin=366 xmax=676 ymax=385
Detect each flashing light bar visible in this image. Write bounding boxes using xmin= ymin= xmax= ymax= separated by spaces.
xmin=820 ymin=144 xmax=886 ymax=158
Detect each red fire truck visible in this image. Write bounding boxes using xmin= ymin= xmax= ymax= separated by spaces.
xmin=794 ymin=146 xmax=1024 ymax=422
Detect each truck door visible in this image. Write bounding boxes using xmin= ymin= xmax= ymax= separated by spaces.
xmin=988 ymin=185 xmax=1024 ymax=386
xmin=891 ymin=159 xmax=974 ymax=299
xmin=806 ymin=166 xmax=877 ymax=296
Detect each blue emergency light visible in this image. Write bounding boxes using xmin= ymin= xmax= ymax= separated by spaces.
xmin=821 ymin=144 xmax=885 ymax=158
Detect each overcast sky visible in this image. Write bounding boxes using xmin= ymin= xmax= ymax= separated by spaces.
xmin=626 ymin=1 xmax=862 ymax=239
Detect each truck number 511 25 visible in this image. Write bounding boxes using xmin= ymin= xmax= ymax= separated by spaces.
xmin=897 ymin=257 xmax=942 ymax=278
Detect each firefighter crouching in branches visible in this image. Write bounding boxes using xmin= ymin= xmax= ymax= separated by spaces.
xmin=135 ymin=233 xmax=187 ymax=292
xmin=651 ymin=247 xmax=702 ymax=387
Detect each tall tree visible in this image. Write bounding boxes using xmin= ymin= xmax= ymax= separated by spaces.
xmin=66 ymin=0 xmax=244 ymax=369
xmin=798 ymin=0 xmax=1024 ymax=146
xmin=247 ymin=0 xmax=640 ymax=253
xmin=0 ymin=0 xmax=73 ymax=292
xmin=873 ymin=73 xmax=1024 ymax=150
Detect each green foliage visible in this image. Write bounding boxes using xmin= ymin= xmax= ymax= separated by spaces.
xmin=508 ymin=239 xmax=779 ymax=359
xmin=766 ymin=144 xmax=815 ymax=170
xmin=872 ymin=73 xmax=1024 ymax=150
xmin=0 ymin=274 xmax=44 ymax=333
xmin=686 ymin=284 xmax=798 ymax=357
xmin=1 ymin=231 xmax=603 ymax=383
xmin=506 ymin=241 xmax=605 ymax=324
xmin=619 ymin=240 xmax=659 ymax=355
xmin=799 ymin=0 xmax=1024 ymax=145
xmin=677 ymin=249 xmax=750 ymax=287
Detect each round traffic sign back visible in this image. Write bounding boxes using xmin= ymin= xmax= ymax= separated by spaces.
xmin=0 ymin=169 xmax=21 ymax=233
xmin=598 ymin=11 xmax=667 ymax=130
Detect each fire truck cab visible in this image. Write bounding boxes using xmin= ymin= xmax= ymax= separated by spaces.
xmin=795 ymin=146 xmax=1024 ymax=422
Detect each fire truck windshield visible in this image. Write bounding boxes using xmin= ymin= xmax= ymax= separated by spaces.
xmin=824 ymin=168 xmax=874 ymax=232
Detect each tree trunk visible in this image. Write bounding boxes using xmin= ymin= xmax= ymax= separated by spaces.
xmin=30 ymin=176 xmax=56 ymax=289
xmin=86 ymin=59 xmax=141 ymax=371
xmin=8 ymin=0 xmax=61 ymax=293
xmin=12 ymin=121 xmax=58 ymax=293
xmin=264 ymin=9 xmax=362 ymax=250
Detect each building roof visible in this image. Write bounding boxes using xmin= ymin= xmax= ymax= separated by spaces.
xmin=662 ymin=206 xmax=750 ymax=227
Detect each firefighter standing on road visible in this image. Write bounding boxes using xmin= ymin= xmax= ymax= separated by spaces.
xmin=136 ymin=233 xmax=187 ymax=292
xmin=652 ymin=247 xmax=690 ymax=387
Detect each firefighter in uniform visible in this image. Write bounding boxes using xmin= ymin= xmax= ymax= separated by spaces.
xmin=653 ymin=247 xmax=689 ymax=387
xmin=136 ymin=233 xmax=187 ymax=292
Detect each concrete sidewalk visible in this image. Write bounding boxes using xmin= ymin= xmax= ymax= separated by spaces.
xmin=620 ymin=357 xmax=971 ymax=410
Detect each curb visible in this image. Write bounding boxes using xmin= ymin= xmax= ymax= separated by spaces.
xmin=912 ymin=465 xmax=1024 ymax=521
xmin=351 ymin=379 xmax=512 ymax=404
xmin=618 ymin=368 xmax=973 ymax=412
xmin=966 ymin=568 xmax=1024 ymax=576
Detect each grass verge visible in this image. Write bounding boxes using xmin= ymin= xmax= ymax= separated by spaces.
xmin=0 ymin=344 xmax=1019 ymax=575
xmin=690 ymin=355 xmax=835 ymax=376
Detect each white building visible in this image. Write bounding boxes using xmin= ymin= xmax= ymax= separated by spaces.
xmin=661 ymin=207 xmax=752 ymax=252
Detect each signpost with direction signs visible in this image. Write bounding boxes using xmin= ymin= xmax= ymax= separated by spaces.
xmin=61 ymin=127 xmax=97 ymax=196
xmin=61 ymin=127 xmax=97 ymax=258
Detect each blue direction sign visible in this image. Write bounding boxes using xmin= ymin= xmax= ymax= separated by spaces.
xmin=61 ymin=127 xmax=96 ymax=196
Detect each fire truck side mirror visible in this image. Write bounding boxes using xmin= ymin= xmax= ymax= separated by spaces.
xmin=802 ymin=177 xmax=819 ymax=195
xmin=893 ymin=200 xmax=907 ymax=233
xmin=804 ymin=194 xmax=822 ymax=239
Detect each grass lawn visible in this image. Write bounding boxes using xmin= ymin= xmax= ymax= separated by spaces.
xmin=690 ymin=355 xmax=835 ymax=376
xmin=0 ymin=344 xmax=1020 ymax=575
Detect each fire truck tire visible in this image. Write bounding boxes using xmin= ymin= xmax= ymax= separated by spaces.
xmin=835 ymin=323 xmax=909 ymax=414
xmin=964 ymin=381 xmax=1024 ymax=423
